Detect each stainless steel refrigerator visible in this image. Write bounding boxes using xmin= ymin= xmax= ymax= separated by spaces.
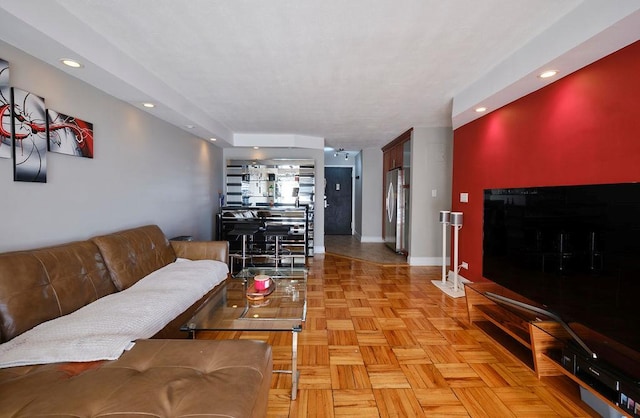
xmin=385 ymin=168 xmax=405 ymax=253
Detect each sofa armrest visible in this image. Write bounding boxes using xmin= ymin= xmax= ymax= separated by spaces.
xmin=170 ymin=240 xmax=229 ymax=264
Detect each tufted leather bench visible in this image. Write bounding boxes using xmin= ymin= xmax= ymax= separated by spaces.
xmin=0 ymin=339 xmax=272 ymax=417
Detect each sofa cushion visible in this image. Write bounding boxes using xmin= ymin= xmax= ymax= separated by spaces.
xmin=170 ymin=239 xmax=229 ymax=263
xmin=0 ymin=339 xmax=273 ymax=417
xmin=0 ymin=240 xmax=116 ymax=343
xmin=92 ymin=224 xmax=176 ymax=290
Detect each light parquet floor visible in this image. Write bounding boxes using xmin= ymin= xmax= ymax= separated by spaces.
xmin=324 ymin=235 xmax=408 ymax=266
xmin=207 ymin=254 xmax=599 ymax=417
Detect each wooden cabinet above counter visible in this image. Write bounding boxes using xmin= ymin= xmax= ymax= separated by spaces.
xmin=382 ymin=128 xmax=412 ymax=172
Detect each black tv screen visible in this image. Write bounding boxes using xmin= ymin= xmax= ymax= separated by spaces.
xmin=483 ymin=183 xmax=640 ymax=360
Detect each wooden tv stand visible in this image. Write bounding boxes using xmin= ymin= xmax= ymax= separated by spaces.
xmin=464 ymin=282 xmax=633 ymax=417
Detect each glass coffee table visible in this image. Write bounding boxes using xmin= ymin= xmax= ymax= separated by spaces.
xmin=181 ymin=267 xmax=307 ymax=400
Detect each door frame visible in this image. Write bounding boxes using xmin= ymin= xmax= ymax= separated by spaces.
xmin=324 ymin=165 xmax=355 ymax=235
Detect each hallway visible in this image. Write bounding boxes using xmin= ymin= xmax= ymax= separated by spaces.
xmin=324 ymin=235 xmax=408 ymax=266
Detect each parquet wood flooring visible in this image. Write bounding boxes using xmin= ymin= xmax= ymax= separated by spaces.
xmin=324 ymin=235 xmax=408 ymax=266
xmin=205 ymin=254 xmax=600 ymax=417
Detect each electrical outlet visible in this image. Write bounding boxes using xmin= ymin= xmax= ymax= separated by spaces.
xmin=461 ymin=261 xmax=469 ymax=270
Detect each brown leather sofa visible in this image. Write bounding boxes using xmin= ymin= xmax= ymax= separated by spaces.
xmin=0 ymin=225 xmax=273 ymax=417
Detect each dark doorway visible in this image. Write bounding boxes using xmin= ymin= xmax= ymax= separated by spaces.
xmin=324 ymin=167 xmax=352 ymax=235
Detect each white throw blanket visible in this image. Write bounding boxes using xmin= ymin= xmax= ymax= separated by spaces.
xmin=0 ymin=258 xmax=228 ymax=368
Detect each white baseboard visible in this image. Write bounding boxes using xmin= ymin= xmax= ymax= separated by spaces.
xmin=359 ymin=236 xmax=384 ymax=243
xmin=407 ymin=256 xmax=449 ymax=266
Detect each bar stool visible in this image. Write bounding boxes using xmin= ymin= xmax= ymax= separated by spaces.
xmin=228 ymin=222 xmax=261 ymax=275
xmin=263 ymin=224 xmax=293 ymax=268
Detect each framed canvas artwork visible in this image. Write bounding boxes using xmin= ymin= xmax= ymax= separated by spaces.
xmin=11 ymin=88 xmax=47 ymax=183
xmin=0 ymin=59 xmax=10 ymax=159
xmin=47 ymin=109 xmax=94 ymax=158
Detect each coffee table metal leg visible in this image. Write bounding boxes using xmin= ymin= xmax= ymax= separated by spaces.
xmin=291 ymin=328 xmax=299 ymax=400
xmin=273 ymin=326 xmax=302 ymax=400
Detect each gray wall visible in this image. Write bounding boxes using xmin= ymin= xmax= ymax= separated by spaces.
xmin=354 ymin=152 xmax=363 ymax=238
xmin=407 ymin=127 xmax=453 ymax=265
xmin=324 ymin=151 xmax=356 ymax=167
xmin=224 ymin=147 xmax=325 ymax=253
xmin=358 ymin=147 xmax=383 ymax=242
xmin=0 ymin=40 xmax=224 ymax=252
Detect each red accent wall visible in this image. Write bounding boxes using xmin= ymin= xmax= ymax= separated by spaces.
xmin=452 ymin=40 xmax=640 ymax=282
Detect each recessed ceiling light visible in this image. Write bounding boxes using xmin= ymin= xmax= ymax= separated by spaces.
xmin=142 ymin=103 xmax=155 ymax=108
xmin=253 ymin=146 xmax=259 ymax=150
xmin=60 ymin=58 xmax=83 ymax=68
xmin=539 ymin=70 xmax=558 ymax=79
xmin=475 ymin=107 xmax=487 ymax=113
xmin=184 ymin=124 xmax=195 ymax=129
xmin=209 ymin=137 xmax=217 ymax=142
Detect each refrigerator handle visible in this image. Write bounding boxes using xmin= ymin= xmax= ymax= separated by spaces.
xmin=386 ymin=183 xmax=395 ymax=222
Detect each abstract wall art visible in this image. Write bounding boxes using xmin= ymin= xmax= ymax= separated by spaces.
xmin=11 ymin=88 xmax=47 ymax=183
xmin=47 ymin=109 xmax=94 ymax=158
xmin=0 ymin=58 xmax=8 ymax=85
xmin=0 ymin=56 xmax=95 ymax=182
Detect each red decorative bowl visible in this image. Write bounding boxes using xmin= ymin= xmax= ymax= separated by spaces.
xmin=254 ymin=275 xmax=271 ymax=291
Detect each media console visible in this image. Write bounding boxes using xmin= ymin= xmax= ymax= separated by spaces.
xmin=465 ymin=281 xmax=640 ymax=417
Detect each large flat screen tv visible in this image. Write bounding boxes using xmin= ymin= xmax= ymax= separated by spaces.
xmin=483 ymin=182 xmax=640 ymax=362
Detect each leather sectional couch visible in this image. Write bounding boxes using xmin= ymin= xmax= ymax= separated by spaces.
xmin=0 ymin=225 xmax=272 ymax=417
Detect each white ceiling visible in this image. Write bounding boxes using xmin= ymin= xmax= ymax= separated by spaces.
xmin=0 ymin=1 xmax=639 ymax=150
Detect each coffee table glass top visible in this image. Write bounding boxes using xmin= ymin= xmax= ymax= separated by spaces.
xmin=182 ymin=267 xmax=307 ymax=333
